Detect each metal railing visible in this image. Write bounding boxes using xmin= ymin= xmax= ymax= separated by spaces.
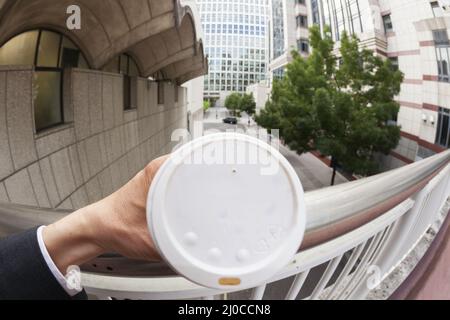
xmin=1 ymin=150 xmax=449 ymax=300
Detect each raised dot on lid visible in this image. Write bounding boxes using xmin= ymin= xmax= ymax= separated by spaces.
xmin=208 ymin=248 xmax=222 ymax=260
xmin=236 ymin=249 xmax=250 ymax=262
xmin=183 ymin=232 xmax=198 ymax=246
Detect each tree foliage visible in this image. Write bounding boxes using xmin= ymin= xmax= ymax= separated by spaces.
xmin=256 ymin=26 xmax=404 ymax=176
xmin=225 ymin=92 xmax=242 ymax=116
xmin=203 ymin=100 xmax=211 ymax=111
xmin=240 ymin=93 xmax=256 ymax=117
xmin=225 ymin=92 xmax=256 ymax=117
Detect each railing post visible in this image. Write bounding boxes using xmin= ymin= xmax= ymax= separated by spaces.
xmin=347 ymin=189 xmax=427 ymax=299
xmin=350 ymin=164 xmax=450 ymax=299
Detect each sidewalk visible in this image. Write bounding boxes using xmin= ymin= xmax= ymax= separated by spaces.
xmin=278 ymin=144 xmax=348 ymax=191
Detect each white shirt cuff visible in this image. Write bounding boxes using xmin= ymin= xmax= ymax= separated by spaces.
xmin=37 ymin=226 xmax=82 ymax=297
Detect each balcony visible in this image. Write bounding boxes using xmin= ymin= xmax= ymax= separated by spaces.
xmin=1 ymin=149 xmax=449 ymax=300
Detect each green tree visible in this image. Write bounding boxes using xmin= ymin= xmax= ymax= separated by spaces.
xmin=256 ymin=26 xmax=404 ymax=184
xmin=203 ymin=100 xmax=210 ymax=111
xmin=225 ymin=92 xmax=242 ymax=117
xmin=240 ymin=93 xmax=256 ymax=123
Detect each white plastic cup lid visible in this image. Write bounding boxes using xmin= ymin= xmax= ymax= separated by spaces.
xmin=147 ymin=133 xmax=306 ymax=290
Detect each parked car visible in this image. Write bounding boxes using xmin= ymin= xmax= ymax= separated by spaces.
xmin=223 ymin=117 xmax=238 ymax=125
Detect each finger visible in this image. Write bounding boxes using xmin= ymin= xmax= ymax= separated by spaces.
xmin=143 ymin=155 xmax=169 ymax=186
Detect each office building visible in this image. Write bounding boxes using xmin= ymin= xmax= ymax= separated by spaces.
xmin=197 ymin=0 xmax=270 ymax=100
xmin=312 ymin=0 xmax=450 ymax=169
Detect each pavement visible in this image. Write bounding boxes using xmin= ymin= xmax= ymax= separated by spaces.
xmin=278 ymin=145 xmax=347 ymax=191
xmin=203 ymin=108 xmax=348 ymax=191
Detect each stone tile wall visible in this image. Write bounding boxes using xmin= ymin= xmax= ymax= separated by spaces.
xmin=0 ymin=67 xmax=187 ymax=210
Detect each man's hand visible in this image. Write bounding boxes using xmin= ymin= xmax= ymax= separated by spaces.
xmin=43 ymin=156 xmax=168 ymax=274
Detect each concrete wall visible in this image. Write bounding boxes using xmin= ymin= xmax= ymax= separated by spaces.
xmin=246 ymin=82 xmax=270 ymax=114
xmin=0 ymin=66 xmax=187 ymax=210
xmin=375 ymin=0 xmax=450 ymax=168
xmin=183 ymin=76 xmax=204 ymax=136
xmin=216 ymin=91 xmax=230 ymax=108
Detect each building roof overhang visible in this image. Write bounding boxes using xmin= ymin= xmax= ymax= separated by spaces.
xmin=0 ymin=0 xmax=207 ymax=83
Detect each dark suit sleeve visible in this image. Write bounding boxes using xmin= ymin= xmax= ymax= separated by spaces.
xmin=0 ymin=228 xmax=87 ymax=300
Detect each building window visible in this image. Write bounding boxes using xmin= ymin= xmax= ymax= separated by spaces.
xmin=118 ymin=54 xmax=140 ymax=110
xmin=158 ymin=81 xmax=165 ymax=105
xmin=296 ymin=0 xmax=306 ymax=5
xmin=0 ymin=29 xmax=89 ymax=132
xmin=187 ymin=111 xmax=191 ymax=133
xmin=431 ymin=1 xmax=443 ymax=17
xmin=272 ymin=0 xmax=285 ymax=60
xmin=433 ymin=29 xmax=449 ymax=46
xmin=60 ymin=36 xmax=90 ymax=69
xmin=296 ymin=15 xmax=308 ymax=28
xmin=0 ymin=31 xmax=38 ymax=65
xmin=389 ymin=57 xmax=399 ymax=71
xmin=297 ymin=39 xmax=309 ymax=53
xmin=273 ymin=67 xmax=285 ymax=81
xmin=103 ymin=54 xmax=139 ymax=109
xmin=434 ymin=30 xmax=450 ymax=82
xmin=311 ymin=0 xmax=320 ymax=25
xmin=436 ymin=107 xmax=450 ymax=148
xmin=382 ymin=14 xmax=393 ymax=33
xmin=174 ymin=84 xmax=179 ymax=103
xmin=437 ymin=49 xmax=449 ymax=82
xmin=322 ymin=0 xmax=363 ymax=38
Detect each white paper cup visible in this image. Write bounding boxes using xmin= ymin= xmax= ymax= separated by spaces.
xmin=147 ymin=133 xmax=306 ymax=289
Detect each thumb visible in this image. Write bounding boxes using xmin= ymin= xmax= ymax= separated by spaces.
xmin=143 ymin=155 xmax=169 ymax=188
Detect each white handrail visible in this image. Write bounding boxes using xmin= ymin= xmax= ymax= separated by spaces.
xmin=1 ymin=152 xmax=449 ymax=300
xmin=79 ymin=160 xmax=450 ymax=300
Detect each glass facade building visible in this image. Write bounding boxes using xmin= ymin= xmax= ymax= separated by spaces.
xmin=272 ymin=0 xmax=285 ymax=60
xmin=267 ymin=0 xmax=309 ymax=86
xmin=197 ymin=0 xmax=269 ymax=99
xmin=319 ymin=0 xmax=365 ymax=41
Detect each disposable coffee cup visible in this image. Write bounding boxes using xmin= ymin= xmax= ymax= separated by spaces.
xmin=147 ymin=133 xmax=306 ymax=289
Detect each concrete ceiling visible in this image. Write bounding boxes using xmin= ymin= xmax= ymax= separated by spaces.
xmin=0 ymin=0 xmax=207 ymax=83
xmin=160 ymin=42 xmax=207 ymax=83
